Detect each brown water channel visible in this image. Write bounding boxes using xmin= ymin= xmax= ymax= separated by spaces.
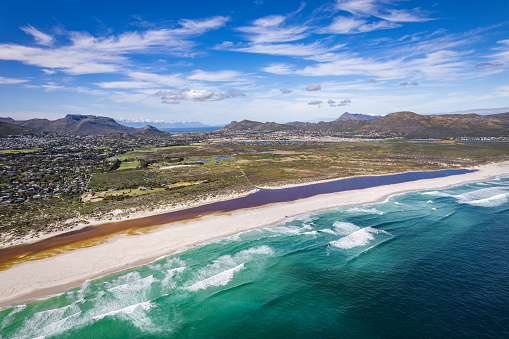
xmin=0 ymin=169 xmax=474 ymax=270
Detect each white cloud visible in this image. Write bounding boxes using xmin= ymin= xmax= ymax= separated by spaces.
xmin=0 ymin=77 xmax=29 ymax=85
xmin=261 ymin=63 xmax=295 ymax=74
xmin=20 ymin=25 xmax=54 ymax=46
xmin=228 ymin=41 xmax=332 ymax=57
xmin=327 ymin=99 xmax=351 ymax=107
xmin=187 ymin=69 xmax=244 ymax=82
xmin=157 ymin=88 xmax=230 ymax=103
xmin=127 ymin=72 xmax=185 ymax=87
xmin=253 ymin=15 xmax=286 ymax=27
xmin=320 ymin=16 xmax=400 ymax=34
xmin=237 ymin=14 xmax=309 ymax=43
xmin=228 ymin=88 xmax=246 ymax=97
xmin=336 ymin=0 xmax=379 ymax=16
xmin=335 ymin=0 xmax=433 ymax=22
xmin=95 ymin=81 xmax=158 ymax=89
xmin=306 ymin=83 xmax=322 ymax=91
xmin=289 ymin=48 xmax=469 ymax=81
xmin=0 ymin=17 xmax=229 ymax=75
xmin=376 ymin=9 xmax=433 ymax=23
xmin=42 ymin=69 xmax=57 ymax=75
xmin=491 ymin=39 xmax=509 ymax=62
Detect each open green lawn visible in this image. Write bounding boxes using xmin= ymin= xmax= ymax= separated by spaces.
xmin=117 ymin=161 xmax=139 ymax=170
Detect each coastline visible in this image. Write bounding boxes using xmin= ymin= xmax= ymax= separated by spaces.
xmin=1 ymin=161 xmax=508 ymax=308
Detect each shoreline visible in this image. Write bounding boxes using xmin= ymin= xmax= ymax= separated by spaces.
xmin=1 ymin=161 xmax=509 ymax=308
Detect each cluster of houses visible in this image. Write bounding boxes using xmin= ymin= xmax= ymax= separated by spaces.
xmin=0 ymin=134 xmax=139 ymax=206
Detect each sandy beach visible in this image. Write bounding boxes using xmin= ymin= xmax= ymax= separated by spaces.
xmin=1 ymin=161 xmax=509 ymax=308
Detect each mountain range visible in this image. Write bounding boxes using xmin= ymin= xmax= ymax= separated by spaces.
xmin=220 ymin=111 xmax=509 ymax=138
xmin=1 ymin=111 xmax=509 ymax=138
xmin=0 ymin=114 xmax=164 ymax=136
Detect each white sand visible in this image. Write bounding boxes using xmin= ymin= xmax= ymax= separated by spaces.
xmin=1 ymin=162 xmax=508 ymax=308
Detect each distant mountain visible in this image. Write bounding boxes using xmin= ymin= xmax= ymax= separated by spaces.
xmin=335 ymin=112 xmax=381 ymax=121
xmin=361 ymin=111 xmax=509 ymax=138
xmin=0 ymin=121 xmax=39 ymax=137
xmin=132 ymin=125 xmax=169 ymax=138
xmin=120 ymin=121 xmax=213 ymax=129
xmin=220 ymin=111 xmax=509 ymax=138
xmin=2 ymin=114 xmax=138 ymax=135
xmin=220 ymin=119 xmax=297 ymax=132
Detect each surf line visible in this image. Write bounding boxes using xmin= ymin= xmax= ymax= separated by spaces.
xmin=0 ymin=169 xmax=474 ymax=270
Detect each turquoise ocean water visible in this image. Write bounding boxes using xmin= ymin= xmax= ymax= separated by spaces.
xmin=1 ymin=176 xmax=509 ymax=338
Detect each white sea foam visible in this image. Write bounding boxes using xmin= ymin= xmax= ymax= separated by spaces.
xmin=462 ymin=193 xmax=509 ymax=207
xmin=303 ymin=231 xmax=319 ymax=236
xmin=319 ymin=228 xmax=337 ymax=235
xmin=267 ymin=225 xmax=307 ymax=235
xmin=455 ymin=187 xmax=509 ymax=207
xmin=187 ymin=264 xmax=245 ymax=291
xmin=238 ymin=245 xmax=275 ymax=257
xmin=107 ymin=272 xmax=157 ymax=295
xmin=185 ymin=246 xmax=273 ymax=292
xmin=347 ymin=207 xmax=384 ymax=215
xmin=329 ymin=227 xmax=389 ymax=250
xmin=422 ymin=191 xmax=451 ymax=197
xmin=332 ymin=222 xmax=360 ymax=235
xmin=92 ymin=301 xmax=156 ymax=321
xmin=13 ymin=302 xmax=82 ymax=339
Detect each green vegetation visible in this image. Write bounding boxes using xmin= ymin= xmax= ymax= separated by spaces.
xmin=0 ymin=147 xmax=41 ymax=154
xmin=2 ymin=136 xmax=509 ymax=243
xmin=117 ymin=161 xmax=139 ymax=170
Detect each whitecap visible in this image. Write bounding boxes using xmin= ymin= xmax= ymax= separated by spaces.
xmin=347 ymin=207 xmax=384 ymax=215
xmin=330 ymin=227 xmax=389 ymax=250
xmin=462 ymin=193 xmax=509 ymax=207
xmin=106 ymin=273 xmax=157 ymax=295
xmin=455 ymin=187 xmax=509 ymax=207
xmin=422 ymin=191 xmax=451 ymax=197
xmin=319 ymin=229 xmax=337 ymax=235
xmin=332 ymin=222 xmax=360 ymax=235
xmin=92 ymin=301 xmax=156 ymax=321
xmin=187 ymin=264 xmax=244 ymax=291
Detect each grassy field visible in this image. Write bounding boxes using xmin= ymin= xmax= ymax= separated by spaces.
xmin=91 ymin=140 xmax=509 ymax=190
xmin=117 ymin=161 xmax=139 ymax=170
xmin=0 ymin=147 xmax=41 ymax=154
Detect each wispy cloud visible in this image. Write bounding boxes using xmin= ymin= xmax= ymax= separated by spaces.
xmin=20 ymin=25 xmax=54 ymax=46
xmin=237 ymin=14 xmax=309 ymax=43
xmin=0 ymin=76 xmax=29 ymax=85
xmin=280 ymin=88 xmax=293 ymax=94
xmin=0 ymin=17 xmax=229 ymax=75
xmin=220 ymin=41 xmax=333 ymax=57
xmin=335 ymin=0 xmax=434 ymax=22
xmin=187 ymin=69 xmax=245 ymax=82
xmin=319 ymin=15 xmax=400 ymax=34
xmin=95 ymin=81 xmax=158 ymax=89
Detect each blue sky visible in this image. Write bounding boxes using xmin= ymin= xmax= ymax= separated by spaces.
xmin=0 ymin=0 xmax=508 ymax=124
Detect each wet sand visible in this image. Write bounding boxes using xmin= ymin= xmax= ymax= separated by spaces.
xmin=0 ymin=163 xmax=508 ymax=308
